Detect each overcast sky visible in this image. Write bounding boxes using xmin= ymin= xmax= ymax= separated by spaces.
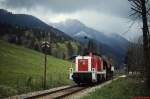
xmin=0 ymin=0 xmax=143 ymax=41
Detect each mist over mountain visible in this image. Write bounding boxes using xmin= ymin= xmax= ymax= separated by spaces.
xmin=51 ymin=19 xmax=130 ymax=66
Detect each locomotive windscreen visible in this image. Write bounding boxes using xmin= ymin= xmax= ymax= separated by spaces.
xmin=78 ymin=59 xmax=88 ymax=71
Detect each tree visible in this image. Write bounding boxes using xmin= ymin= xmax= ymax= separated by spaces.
xmin=77 ymin=45 xmax=82 ymax=55
xmin=129 ymin=0 xmax=150 ymax=88
xmin=126 ymin=39 xmax=144 ymax=74
xmin=67 ymin=42 xmax=74 ymax=57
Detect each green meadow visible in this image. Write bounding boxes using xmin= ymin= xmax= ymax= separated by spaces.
xmin=0 ymin=40 xmax=73 ymax=98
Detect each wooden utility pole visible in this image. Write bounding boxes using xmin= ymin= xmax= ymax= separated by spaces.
xmin=44 ymin=46 xmax=47 ymax=89
xmin=41 ymin=41 xmax=50 ymax=89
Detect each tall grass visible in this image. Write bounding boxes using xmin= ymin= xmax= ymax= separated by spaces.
xmin=81 ymin=76 xmax=150 ymax=99
xmin=0 ymin=40 xmax=73 ymax=98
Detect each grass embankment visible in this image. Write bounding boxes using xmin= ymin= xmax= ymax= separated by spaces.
xmin=0 ymin=40 xmax=73 ymax=98
xmin=81 ymin=76 xmax=150 ymax=99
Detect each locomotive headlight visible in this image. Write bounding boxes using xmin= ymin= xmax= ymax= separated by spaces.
xmin=69 ymin=68 xmax=73 ymax=80
xmin=70 ymin=68 xmax=73 ymax=73
xmin=92 ymin=68 xmax=95 ymax=72
xmin=92 ymin=68 xmax=97 ymax=82
xmin=111 ymin=66 xmax=114 ymax=71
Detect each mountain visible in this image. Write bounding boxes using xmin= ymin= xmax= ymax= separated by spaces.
xmin=51 ymin=19 xmax=129 ymax=66
xmin=0 ymin=9 xmax=50 ymax=29
xmin=0 ymin=9 xmax=69 ymax=37
xmin=52 ymin=19 xmax=85 ymax=36
xmin=0 ymin=9 xmax=81 ymax=60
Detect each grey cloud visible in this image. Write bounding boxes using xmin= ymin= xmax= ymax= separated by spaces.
xmin=1 ymin=0 xmax=38 ymax=9
xmin=0 ymin=0 xmax=131 ymax=18
xmin=1 ymin=0 xmax=98 ymax=12
xmin=0 ymin=0 xmax=142 ymax=40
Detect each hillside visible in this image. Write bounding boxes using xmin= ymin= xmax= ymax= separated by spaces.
xmin=0 ymin=40 xmax=73 ymax=98
xmin=0 ymin=9 xmax=81 ymax=60
xmin=0 ymin=9 xmax=70 ymax=38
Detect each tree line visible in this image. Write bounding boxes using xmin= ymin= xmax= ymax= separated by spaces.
xmin=0 ymin=23 xmax=82 ymax=59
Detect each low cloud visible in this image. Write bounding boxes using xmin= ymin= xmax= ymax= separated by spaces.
xmin=1 ymin=0 xmax=131 ymax=17
xmin=0 ymin=0 xmax=142 ymax=40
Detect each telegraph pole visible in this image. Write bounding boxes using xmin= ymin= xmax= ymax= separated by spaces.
xmin=41 ymin=41 xmax=50 ymax=89
xmin=44 ymin=43 xmax=47 ymax=89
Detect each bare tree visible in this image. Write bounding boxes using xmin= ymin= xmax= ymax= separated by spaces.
xmin=126 ymin=37 xmax=144 ymax=74
xmin=129 ymin=0 xmax=150 ymax=88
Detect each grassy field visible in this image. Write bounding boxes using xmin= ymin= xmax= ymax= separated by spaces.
xmin=0 ymin=40 xmax=73 ymax=98
xmin=81 ymin=76 xmax=150 ymax=99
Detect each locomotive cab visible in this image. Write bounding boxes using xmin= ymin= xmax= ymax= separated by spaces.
xmin=69 ymin=52 xmax=114 ymax=84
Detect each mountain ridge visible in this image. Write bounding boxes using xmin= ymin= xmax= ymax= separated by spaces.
xmin=0 ymin=9 xmax=71 ymax=38
xmin=51 ymin=19 xmax=129 ymax=66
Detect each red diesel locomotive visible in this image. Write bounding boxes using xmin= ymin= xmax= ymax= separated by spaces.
xmin=69 ymin=52 xmax=114 ymax=84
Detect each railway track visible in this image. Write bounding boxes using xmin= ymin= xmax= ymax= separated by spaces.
xmin=8 ymin=76 xmax=125 ymax=99
xmin=24 ymin=85 xmax=88 ymax=99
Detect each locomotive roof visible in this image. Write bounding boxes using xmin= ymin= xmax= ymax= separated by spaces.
xmin=83 ymin=52 xmax=101 ymax=56
xmin=68 ymin=52 xmax=101 ymax=60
